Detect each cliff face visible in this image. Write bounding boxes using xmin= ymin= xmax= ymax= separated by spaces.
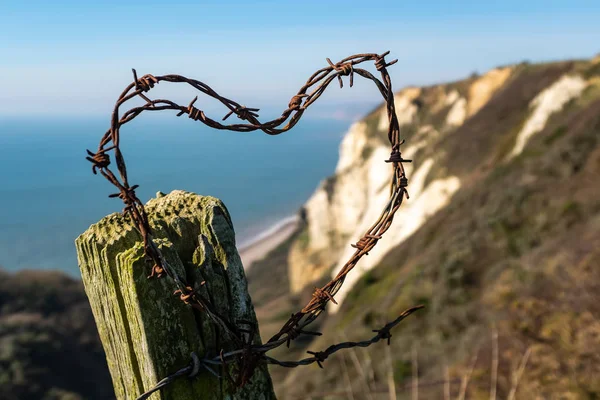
xmin=290 ymin=60 xmax=592 ymax=304
xmin=280 ymin=57 xmax=600 ymax=398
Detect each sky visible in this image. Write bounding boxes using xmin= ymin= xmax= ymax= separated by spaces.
xmin=1 ymin=0 xmax=599 ymax=121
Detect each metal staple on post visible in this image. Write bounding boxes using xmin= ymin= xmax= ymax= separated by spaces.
xmin=86 ymin=51 xmax=422 ymax=397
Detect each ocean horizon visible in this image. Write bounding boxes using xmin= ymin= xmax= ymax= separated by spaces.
xmin=0 ymin=114 xmax=349 ymax=277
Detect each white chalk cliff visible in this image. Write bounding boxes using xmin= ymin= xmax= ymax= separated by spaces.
xmin=288 ymin=62 xmax=591 ymax=310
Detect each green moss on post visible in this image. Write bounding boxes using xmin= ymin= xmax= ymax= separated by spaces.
xmin=75 ymin=190 xmax=276 ymax=400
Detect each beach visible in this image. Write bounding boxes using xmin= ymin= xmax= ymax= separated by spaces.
xmin=238 ymin=216 xmax=299 ymax=269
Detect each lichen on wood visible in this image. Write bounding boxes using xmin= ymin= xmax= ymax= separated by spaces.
xmin=75 ymin=190 xmax=275 ymax=400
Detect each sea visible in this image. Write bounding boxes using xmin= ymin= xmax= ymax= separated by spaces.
xmin=0 ymin=114 xmax=349 ymax=277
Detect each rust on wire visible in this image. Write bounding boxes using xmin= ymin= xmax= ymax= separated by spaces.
xmin=87 ymin=51 xmax=421 ymax=397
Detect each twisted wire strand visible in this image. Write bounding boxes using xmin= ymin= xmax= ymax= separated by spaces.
xmin=136 ymin=306 xmax=423 ymax=400
xmin=87 ymin=51 xmax=420 ymax=396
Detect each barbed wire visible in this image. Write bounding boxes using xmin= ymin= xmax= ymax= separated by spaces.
xmin=87 ymin=51 xmax=420 ymax=397
xmin=136 ymin=305 xmax=423 ymax=400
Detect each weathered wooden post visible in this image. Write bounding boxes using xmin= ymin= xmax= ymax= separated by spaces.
xmin=75 ymin=190 xmax=276 ymax=399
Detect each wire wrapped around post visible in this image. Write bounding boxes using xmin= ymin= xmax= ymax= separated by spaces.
xmin=87 ymin=51 xmax=420 ymax=395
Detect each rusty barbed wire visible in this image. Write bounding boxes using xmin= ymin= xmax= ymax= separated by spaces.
xmin=136 ymin=306 xmax=423 ymax=400
xmin=87 ymin=51 xmax=419 ymax=397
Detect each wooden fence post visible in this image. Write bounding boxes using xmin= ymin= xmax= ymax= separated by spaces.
xmin=75 ymin=190 xmax=276 ymax=399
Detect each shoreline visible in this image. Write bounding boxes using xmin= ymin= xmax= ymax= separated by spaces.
xmin=1 ymin=215 xmax=302 ymax=277
xmin=238 ymin=215 xmax=299 ymax=269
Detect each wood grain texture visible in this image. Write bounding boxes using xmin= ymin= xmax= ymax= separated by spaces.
xmin=76 ymin=190 xmax=275 ymax=400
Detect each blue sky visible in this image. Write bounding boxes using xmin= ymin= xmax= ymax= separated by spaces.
xmin=1 ymin=0 xmax=599 ymax=120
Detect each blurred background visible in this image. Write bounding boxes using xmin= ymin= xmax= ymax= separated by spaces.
xmin=1 ymin=1 xmax=599 ymax=399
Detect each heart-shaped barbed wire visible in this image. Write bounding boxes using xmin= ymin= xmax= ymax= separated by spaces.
xmin=86 ymin=51 xmax=422 ymax=395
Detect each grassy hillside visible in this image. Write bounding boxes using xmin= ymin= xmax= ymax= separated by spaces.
xmin=254 ymin=58 xmax=600 ymax=399
xmin=0 ymin=269 xmax=114 ymax=400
